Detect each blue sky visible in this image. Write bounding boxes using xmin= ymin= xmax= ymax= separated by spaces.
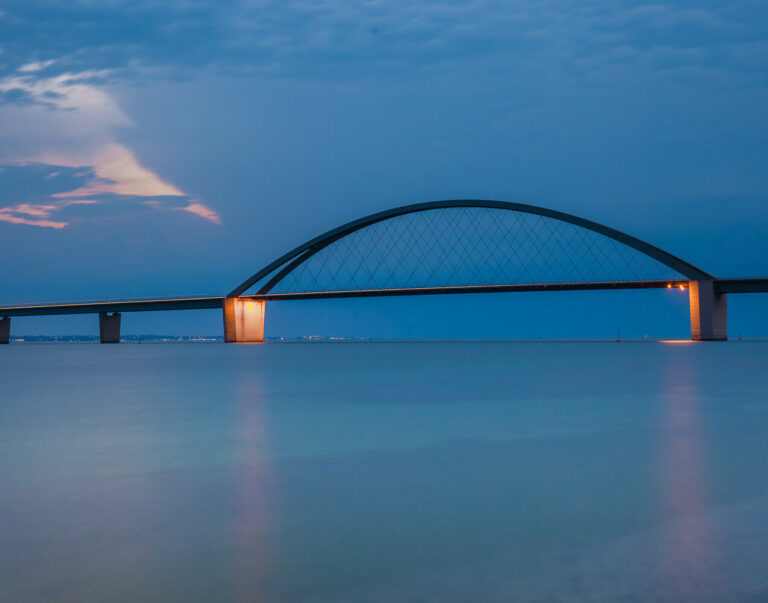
xmin=1 ymin=0 xmax=767 ymax=337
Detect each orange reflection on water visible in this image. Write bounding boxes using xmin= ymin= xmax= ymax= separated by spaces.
xmin=232 ymin=377 xmax=273 ymax=601
xmin=659 ymin=355 xmax=715 ymax=598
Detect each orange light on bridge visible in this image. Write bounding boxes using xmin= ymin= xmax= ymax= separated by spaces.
xmin=667 ymin=283 xmax=672 ymax=288
xmin=679 ymin=285 xmax=685 ymax=291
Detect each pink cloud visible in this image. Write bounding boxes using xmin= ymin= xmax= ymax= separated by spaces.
xmin=0 ymin=210 xmax=67 ymax=229
xmin=50 ymin=144 xmax=185 ymax=199
xmin=180 ymin=202 xmax=223 ymax=225
xmin=43 ymin=145 xmax=223 ymax=225
xmin=0 ymin=199 xmax=98 ymax=228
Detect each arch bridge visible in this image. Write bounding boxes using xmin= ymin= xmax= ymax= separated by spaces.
xmin=2 ymin=200 xmax=767 ymax=343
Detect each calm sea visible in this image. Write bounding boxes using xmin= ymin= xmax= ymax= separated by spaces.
xmin=2 ymin=342 xmax=768 ymax=602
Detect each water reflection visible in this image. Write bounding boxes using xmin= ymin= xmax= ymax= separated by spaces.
xmin=232 ymin=376 xmax=274 ymax=601
xmin=660 ymin=351 xmax=715 ymax=598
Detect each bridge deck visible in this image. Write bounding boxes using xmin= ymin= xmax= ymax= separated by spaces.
xmin=0 ymin=297 xmax=225 ymax=317
xmin=252 ymin=280 xmax=690 ymax=301
xmin=1 ymin=278 xmax=766 ymax=317
xmin=714 ymin=278 xmax=768 ymax=294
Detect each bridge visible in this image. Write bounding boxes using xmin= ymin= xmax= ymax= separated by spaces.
xmin=2 ymin=200 xmax=767 ymax=343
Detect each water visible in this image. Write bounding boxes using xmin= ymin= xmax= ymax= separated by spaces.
xmin=2 ymin=341 xmax=768 ymax=602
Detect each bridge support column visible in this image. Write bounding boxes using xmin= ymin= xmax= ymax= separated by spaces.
xmin=99 ymin=312 xmax=121 ymax=343
xmin=0 ymin=317 xmax=9 ymax=344
xmin=689 ymin=280 xmax=727 ymax=341
xmin=223 ymin=298 xmax=265 ymax=343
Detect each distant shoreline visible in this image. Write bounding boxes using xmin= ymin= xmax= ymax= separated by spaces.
xmin=6 ymin=336 xmax=768 ymax=343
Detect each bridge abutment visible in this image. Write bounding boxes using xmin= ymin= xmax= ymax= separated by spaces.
xmin=0 ymin=317 xmax=9 ymax=344
xmin=223 ymin=298 xmax=265 ymax=342
xmin=99 ymin=312 xmax=121 ymax=343
xmin=689 ymin=280 xmax=727 ymax=341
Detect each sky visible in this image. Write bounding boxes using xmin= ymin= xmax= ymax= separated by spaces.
xmin=1 ymin=0 xmax=767 ymax=338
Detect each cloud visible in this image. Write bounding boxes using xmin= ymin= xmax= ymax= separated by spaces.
xmin=0 ymin=65 xmax=220 ymax=228
xmin=0 ymin=162 xmax=221 ymax=228
xmin=1 ymin=1 xmax=766 ymax=85
xmin=47 ymin=144 xmax=185 ymax=198
xmin=0 ymin=196 xmax=96 ymax=229
xmin=1 ymin=2 xmax=766 ymax=115
xmin=180 ymin=202 xmax=223 ymax=225
xmin=18 ymin=60 xmax=57 ymax=73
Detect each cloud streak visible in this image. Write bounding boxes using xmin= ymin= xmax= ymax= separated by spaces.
xmin=0 ymin=197 xmax=97 ymax=229
xmin=0 ymin=163 xmax=220 ymax=228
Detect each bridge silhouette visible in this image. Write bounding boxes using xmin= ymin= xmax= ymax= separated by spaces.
xmin=2 ymin=200 xmax=767 ymax=343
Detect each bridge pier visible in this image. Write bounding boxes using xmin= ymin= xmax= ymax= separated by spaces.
xmin=223 ymin=298 xmax=265 ymax=342
xmin=689 ymin=280 xmax=727 ymax=340
xmin=0 ymin=317 xmax=9 ymax=344
xmin=99 ymin=312 xmax=121 ymax=343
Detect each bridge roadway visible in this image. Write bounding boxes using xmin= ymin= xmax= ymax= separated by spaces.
xmin=1 ymin=278 xmax=767 ymax=317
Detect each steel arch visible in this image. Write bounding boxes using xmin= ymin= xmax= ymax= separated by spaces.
xmin=228 ymin=199 xmax=712 ymax=297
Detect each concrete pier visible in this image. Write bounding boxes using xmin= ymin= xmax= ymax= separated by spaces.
xmin=99 ymin=312 xmax=121 ymax=343
xmin=689 ymin=280 xmax=727 ymax=340
xmin=0 ymin=317 xmax=9 ymax=344
xmin=223 ymin=298 xmax=265 ymax=342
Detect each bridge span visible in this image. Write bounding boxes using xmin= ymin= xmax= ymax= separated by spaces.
xmin=2 ymin=200 xmax=767 ymax=343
